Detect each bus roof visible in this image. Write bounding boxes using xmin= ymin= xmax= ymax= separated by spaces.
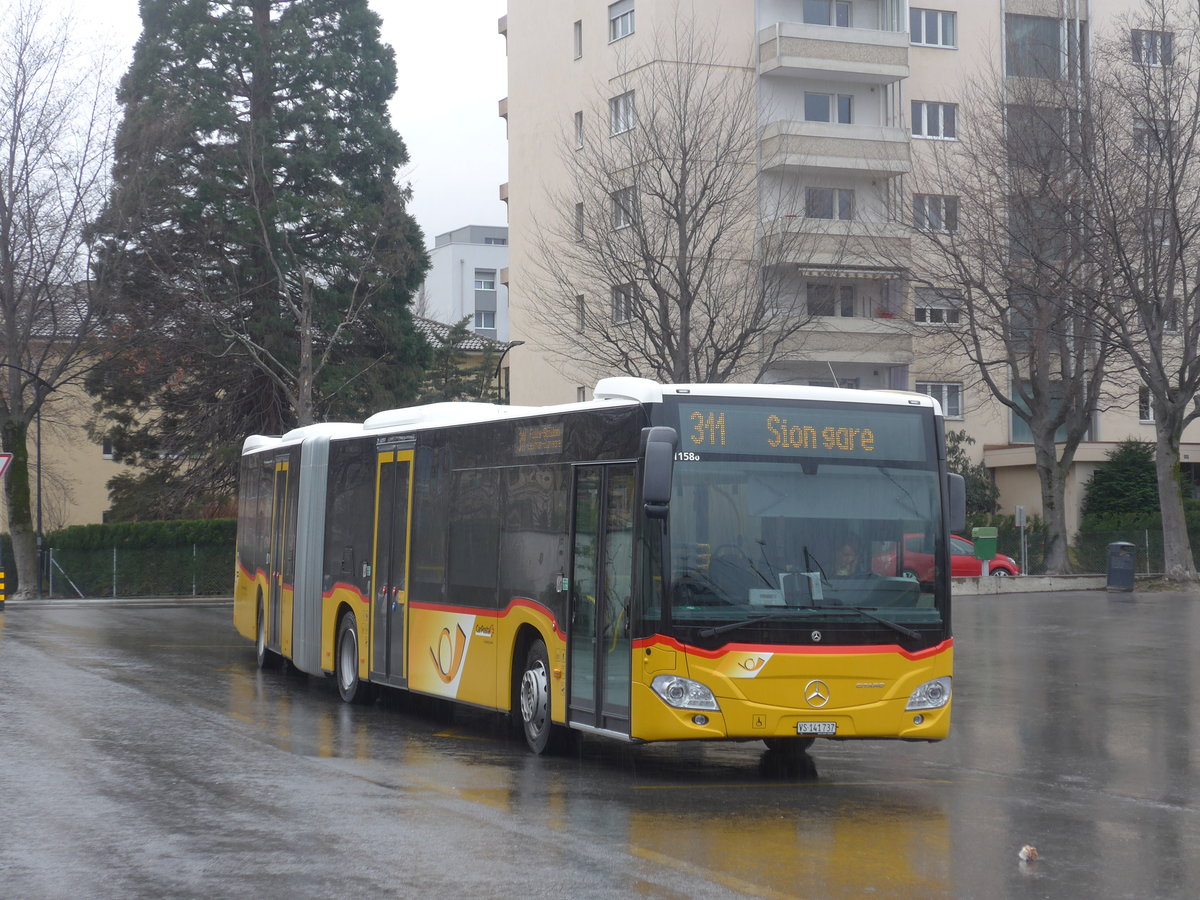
xmin=241 ymin=378 xmax=940 ymax=455
xmin=593 ymin=377 xmax=937 ymax=410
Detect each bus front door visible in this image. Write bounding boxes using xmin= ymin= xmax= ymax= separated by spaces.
xmin=371 ymin=448 xmax=414 ymax=686
xmin=568 ymin=464 xmax=636 ymax=736
xmin=267 ymin=459 xmax=289 ymax=653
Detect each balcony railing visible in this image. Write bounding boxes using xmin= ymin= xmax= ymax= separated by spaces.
xmin=761 ymin=120 xmax=911 ymax=176
xmin=764 ymin=217 xmax=912 ymax=270
xmin=759 ymin=22 xmax=909 ymax=84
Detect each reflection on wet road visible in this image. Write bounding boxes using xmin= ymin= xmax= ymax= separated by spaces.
xmin=1 ymin=591 xmax=1198 ymax=898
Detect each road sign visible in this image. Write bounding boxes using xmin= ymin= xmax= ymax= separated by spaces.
xmin=0 ymin=453 xmax=11 ymax=478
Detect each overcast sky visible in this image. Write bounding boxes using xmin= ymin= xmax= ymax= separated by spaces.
xmin=65 ymin=0 xmax=510 ymax=245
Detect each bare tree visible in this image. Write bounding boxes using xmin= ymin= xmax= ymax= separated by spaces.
xmin=0 ymin=1 xmax=116 ymax=598
xmin=1070 ymin=0 xmax=1200 ymax=580
xmin=529 ymin=24 xmax=870 ymax=385
xmin=902 ymin=52 xmax=1114 ymax=574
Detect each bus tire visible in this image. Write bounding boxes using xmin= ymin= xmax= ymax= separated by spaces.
xmin=336 ymin=612 xmax=372 ymax=705
xmin=255 ymin=596 xmax=281 ymax=671
xmin=518 ymin=639 xmax=569 ymax=754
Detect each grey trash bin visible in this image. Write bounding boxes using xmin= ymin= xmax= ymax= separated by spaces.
xmin=1106 ymin=541 xmax=1136 ymax=592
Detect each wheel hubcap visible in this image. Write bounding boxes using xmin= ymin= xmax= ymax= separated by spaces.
xmin=520 ymin=661 xmax=548 ymax=734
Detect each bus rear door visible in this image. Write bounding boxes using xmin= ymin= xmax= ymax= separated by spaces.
xmin=370 ymin=446 xmax=414 ymax=686
xmin=568 ymin=463 xmax=636 ymax=737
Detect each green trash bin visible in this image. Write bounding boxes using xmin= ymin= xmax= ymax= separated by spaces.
xmin=971 ymin=527 xmax=998 ymax=560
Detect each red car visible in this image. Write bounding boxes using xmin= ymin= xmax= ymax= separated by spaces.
xmin=875 ymin=534 xmax=1020 ymax=581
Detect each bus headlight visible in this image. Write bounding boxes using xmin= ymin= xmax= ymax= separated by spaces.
xmin=651 ymin=674 xmax=719 ymax=711
xmin=906 ymin=677 xmax=952 ymax=711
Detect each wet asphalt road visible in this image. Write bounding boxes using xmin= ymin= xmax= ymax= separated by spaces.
xmin=1 ymin=590 xmax=1198 ymax=899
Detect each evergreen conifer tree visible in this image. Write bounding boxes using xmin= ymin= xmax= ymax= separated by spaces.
xmin=89 ymin=0 xmax=429 ymax=514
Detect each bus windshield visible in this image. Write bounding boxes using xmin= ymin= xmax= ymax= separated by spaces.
xmin=666 ymin=455 xmax=945 ymax=638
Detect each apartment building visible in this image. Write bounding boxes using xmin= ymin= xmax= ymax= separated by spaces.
xmin=499 ymin=0 xmax=1200 ymax=534
xmin=421 ymin=225 xmax=511 ymax=342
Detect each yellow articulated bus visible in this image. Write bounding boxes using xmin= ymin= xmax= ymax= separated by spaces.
xmin=234 ymin=377 xmax=965 ymax=754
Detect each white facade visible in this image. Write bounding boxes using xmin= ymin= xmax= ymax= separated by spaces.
xmin=499 ymin=0 xmax=1200 ymax=536
xmin=421 ymin=225 xmax=510 ymax=342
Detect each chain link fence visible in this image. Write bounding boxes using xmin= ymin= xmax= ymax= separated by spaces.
xmin=1072 ymin=529 xmax=1166 ymax=576
xmin=45 ymin=544 xmax=234 ymax=598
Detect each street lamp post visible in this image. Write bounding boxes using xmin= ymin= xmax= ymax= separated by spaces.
xmin=485 ymin=340 xmax=524 ymax=403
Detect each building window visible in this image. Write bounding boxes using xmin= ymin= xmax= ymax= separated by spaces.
xmin=474 ymin=269 xmax=496 ymax=291
xmin=611 ymin=187 xmax=635 ymax=229
xmin=609 ymin=0 xmax=634 ymax=42
xmin=474 ymin=310 xmax=496 ymax=329
xmin=610 ymin=90 xmax=635 ymax=135
xmin=911 ymin=9 xmax=955 ymax=48
xmin=577 ymin=386 xmax=588 ymax=402
xmin=1006 ymin=104 xmax=1070 ymax=167
xmin=102 ymin=436 xmax=115 ymax=460
xmin=1132 ymin=29 xmax=1172 ymax=66
xmin=574 ymin=19 xmax=583 ymax=59
xmin=912 ymin=101 xmax=957 ymax=139
xmin=612 ymin=284 xmax=635 ymax=324
xmin=1006 ymin=14 xmax=1063 ymax=79
xmin=916 ymin=382 xmax=963 ymax=418
xmin=574 ymin=202 xmax=585 ymax=241
xmin=576 ymin=294 xmax=586 ymax=331
xmin=483 ymin=236 xmax=507 ymax=245
xmin=574 ymin=110 xmax=584 ymax=149
xmin=803 ymin=0 xmax=850 ymax=27
xmin=914 ymin=194 xmax=959 ymax=232
xmin=1139 ymin=387 xmax=1154 ymax=422
xmin=808 ymin=282 xmax=855 ymax=317
xmin=1134 ymin=117 xmax=1169 ymax=153
xmin=914 ymin=287 xmax=962 ymax=325
xmin=804 ymin=92 xmax=853 ymax=124
xmin=805 ymin=186 xmax=854 ymax=220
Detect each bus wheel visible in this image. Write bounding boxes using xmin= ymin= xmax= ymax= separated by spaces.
xmin=763 ymin=737 xmax=815 ymax=755
xmin=336 ymin=613 xmax=372 ymax=704
xmin=256 ymin=598 xmax=280 ymax=671
xmin=519 ymin=639 xmax=561 ymax=754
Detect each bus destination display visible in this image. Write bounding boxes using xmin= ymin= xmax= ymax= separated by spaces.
xmin=678 ymin=402 xmax=928 ymax=461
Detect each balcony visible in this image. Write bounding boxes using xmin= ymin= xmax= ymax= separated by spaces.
xmin=499 ymin=182 xmax=509 ymax=203
xmin=498 ymin=97 xmax=508 ymax=120
xmin=758 ymin=23 xmax=909 ymax=84
xmin=764 ymin=218 xmax=911 ymax=271
xmin=761 ymin=120 xmax=911 ymax=176
xmin=772 ymin=321 xmax=915 ymax=366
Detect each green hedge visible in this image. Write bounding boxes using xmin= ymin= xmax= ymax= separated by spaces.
xmin=2 ymin=519 xmax=237 ymax=598
xmin=49 ymin=519 xmax=236 ymax=550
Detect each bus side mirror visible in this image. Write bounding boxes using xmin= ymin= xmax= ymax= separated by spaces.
xmin=946 ymin=473 xmax=966 ymax=534
xmin=642 ymin=426 xmax=677 ymax=519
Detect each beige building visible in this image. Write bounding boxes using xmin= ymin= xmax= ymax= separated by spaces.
xmin=0 ymin=380 xmax=131 ymax=531
xmin=499 ymin=0 xmax=1200 ymax=537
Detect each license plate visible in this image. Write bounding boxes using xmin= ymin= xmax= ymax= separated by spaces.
xmin=796 ymin=721 xmax=837 ymax=736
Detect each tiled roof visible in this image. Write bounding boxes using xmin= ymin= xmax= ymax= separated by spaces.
xmin=413 ymin=316 xmax=508 ymax=352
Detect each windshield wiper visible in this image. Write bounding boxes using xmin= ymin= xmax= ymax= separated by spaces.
xmin=698 ymin=614 xmax=776 ymax=638
xmin=827 ymin=606 xmax=921 ymax=640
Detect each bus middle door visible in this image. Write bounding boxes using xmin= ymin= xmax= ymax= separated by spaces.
xmin=568 ymin=463 xmax=636 ymax=737
xmin=267 ymin=458 xmax=289 ymax=654
xmin=370 ymin=446 xmax=414 ymax=687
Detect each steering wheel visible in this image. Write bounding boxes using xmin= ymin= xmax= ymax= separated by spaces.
xmin=713 ymin=544 xmax=751 ymax=563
